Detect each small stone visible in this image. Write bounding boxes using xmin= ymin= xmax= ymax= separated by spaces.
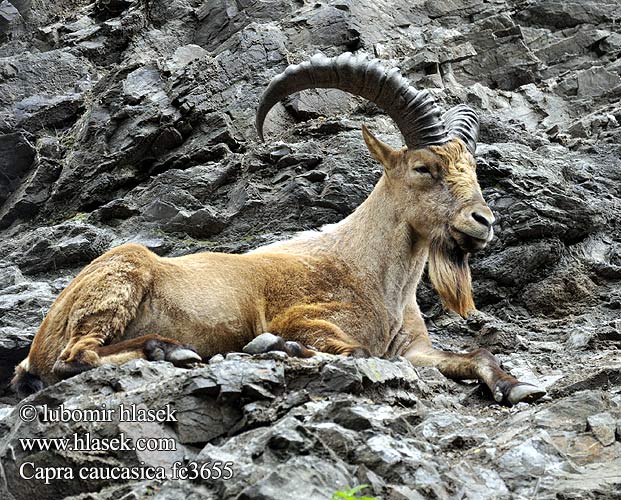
xmin=224 ymin=352 xmax=251 ymax=360
xmin=0 ymin=1 xmax=21 ymax=33
xmin=167 ymin=44 xmax=208 ymax=72
xmin=209 ymin=354 xmax=224 ymax=364
xmin=387 ymin=485 xmax=426 ymax=500
xmin=587 ymin=412 xmax=617 ymax=446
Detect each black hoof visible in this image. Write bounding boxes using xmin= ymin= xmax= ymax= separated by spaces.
xmin=493 ymin=380 xmax=547 ymax=405
xmin=507 ymin=383 xmax=547 ymax=405
xmin=144 ymin=340 xmax=202 ymax=367
xmin=243 ymin=333 xmax=287 ymax=355
xmin=52 ymin=358 xmax=94 ymax=379
xmin=243 ymin=333 xmax=314 ymax=358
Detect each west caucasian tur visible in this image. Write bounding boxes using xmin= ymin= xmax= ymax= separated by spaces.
xmin=13 ymin=53 xmax=545 ymax=405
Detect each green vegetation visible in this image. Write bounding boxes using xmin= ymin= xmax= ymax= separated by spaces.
xmin=67 ymin=212 xmax=88 ymax=222
xmin=331 ymin=484 xmax=377 ymax=500
xmin=42 ymin=210 xmax=89 ymax=226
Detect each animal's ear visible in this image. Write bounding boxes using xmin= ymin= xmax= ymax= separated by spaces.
xmin=362 ymin=124 xmax=398 ymax=169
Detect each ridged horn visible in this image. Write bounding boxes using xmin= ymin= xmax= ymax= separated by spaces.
xmin=256 ymin=52 xmax=451 ymax=150
xmin=442 ymin=104 xmax=479 ymax=155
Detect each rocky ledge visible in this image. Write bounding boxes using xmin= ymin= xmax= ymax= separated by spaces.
xmin=1 ymin=354 xmax=619 ymax=499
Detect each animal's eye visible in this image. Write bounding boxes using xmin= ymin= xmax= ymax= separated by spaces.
xmin=413 ymin=165 xmax=432 ymax=175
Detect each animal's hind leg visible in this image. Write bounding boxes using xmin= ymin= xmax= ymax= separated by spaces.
xmin=100 ymin=335 xmax=200 ymax=366
xmin=51 ymin=268 xmax=147 ymax=378
xmin=54 ymin=333 xmax=202 ymax=379
xmin=50 ymin=246 xmax=199 ymax=379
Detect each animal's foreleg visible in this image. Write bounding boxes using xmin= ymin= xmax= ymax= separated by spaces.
xmin=404 ymin=337 xmax=546 ymax=405
xmin=243 ymin=332 xmax=318 ymax=358
xmin=247 ymin=303 xmax=370 ymax=358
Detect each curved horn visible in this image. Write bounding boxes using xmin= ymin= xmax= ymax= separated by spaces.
xmin=256 ymin=52 xmax=450 ymax=150
xmin=442 ymin=104 xmax=479 ymax=155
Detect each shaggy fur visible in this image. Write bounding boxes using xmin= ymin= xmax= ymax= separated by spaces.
xmin=428 ymin=238 xmax=475 ymax=318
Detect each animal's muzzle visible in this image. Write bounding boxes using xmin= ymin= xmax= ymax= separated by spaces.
xmin=451 ymin=204 xmax=495 ymax=253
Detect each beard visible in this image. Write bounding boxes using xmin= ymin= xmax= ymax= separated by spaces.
xmin=428 ymin=237 xmax=475 ymax=318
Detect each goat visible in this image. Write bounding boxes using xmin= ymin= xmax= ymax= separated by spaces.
xmin=12 ymin=53 xmax=545 ymax=405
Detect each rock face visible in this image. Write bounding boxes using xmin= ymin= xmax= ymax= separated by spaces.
xmin=0 ymin=0 xmax=620 ymax=499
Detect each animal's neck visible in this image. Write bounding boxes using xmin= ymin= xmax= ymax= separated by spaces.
xmin=327 ymin=175 xmax=428 ymax=315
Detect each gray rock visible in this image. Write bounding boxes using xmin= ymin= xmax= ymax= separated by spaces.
xmin=0 ymin=49 xmax=94 ymax=109
xmin=161 ymin=206 xmax=227 ymax=238
xmin=0 ymin=132 xmax=36 ymax=207
xmin=14 ymin=94 xmax=84 ymax=131
xmin=0 ymin=156 xmax=62 ymax=229
xmin=587 ymin=412 xmax=617 ymax=446
xmin=0 ymin=0 xmax=22 ymax=34
xmin=517 ymin=1 xmax=618 ymax=29
xmin=0 ymin=326 xmax=35 ymax=383
xmin=242 ymin=332 xmax=283 ymax=355
xmin=576 ymin=67 xmax=621 ymax=98
xmin=166 ymin=44 xmax=209 ymax=73
xmin=3 ymin=221 xmax=114 ymax=274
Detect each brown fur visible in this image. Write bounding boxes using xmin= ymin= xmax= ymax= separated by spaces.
xmin=12 ymin=129 xmax=536 ymax=404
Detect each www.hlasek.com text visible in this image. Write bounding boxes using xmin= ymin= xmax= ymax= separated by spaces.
xmin=20 ymin=431 xmax=177 ymax=452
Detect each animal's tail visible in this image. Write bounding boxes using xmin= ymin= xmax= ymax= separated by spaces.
xmin=11 ymin=358 xmax=44 ymax=398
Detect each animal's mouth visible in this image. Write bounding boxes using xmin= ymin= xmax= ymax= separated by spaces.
xmin=450 ymin=228 xmax=491 ymax=253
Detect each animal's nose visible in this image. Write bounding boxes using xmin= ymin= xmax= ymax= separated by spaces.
xmin=470 ymin=209 xmax=494 ymax=229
